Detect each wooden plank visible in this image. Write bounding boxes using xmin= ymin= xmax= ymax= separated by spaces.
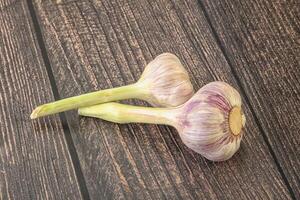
xmin=33 ymin=0 xmax=293 ymax=199
xmin=0 ymin=0 xmax=82 ymax=199
xmin=200 ymin=0 xmax=299 ymax=198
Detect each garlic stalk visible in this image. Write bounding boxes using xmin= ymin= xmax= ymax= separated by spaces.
xmin=31 ymin=53 xmax=194 ymax=119
xmin=79 ymin=81 xmax=246 ymax=161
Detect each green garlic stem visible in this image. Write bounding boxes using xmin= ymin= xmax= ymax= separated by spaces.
xmin=78 ymin=102 xmax=177 ymax=127
xmin=31 ymin=84 xmax=144 ymax=119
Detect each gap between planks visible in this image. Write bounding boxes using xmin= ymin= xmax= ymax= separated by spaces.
xmin=26 ymin=0 xmax=91 ymax=199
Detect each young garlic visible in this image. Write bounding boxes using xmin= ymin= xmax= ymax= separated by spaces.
xmin=31 ymin=53 xmax=194 ymax=119
xmin=78 ymin=81 xmax=246 ymax=161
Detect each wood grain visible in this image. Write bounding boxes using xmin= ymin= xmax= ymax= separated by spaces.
xmin=0 ymin=0 xmax=82 ymax=199
xmin=201 ymin=0 xmax=299 ymax=198
xmin=33 ymin=0 xmax=294 ymax=199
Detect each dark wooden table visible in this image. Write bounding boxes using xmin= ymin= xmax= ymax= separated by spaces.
xmin=0 ymin=0 xmax=299 ymax=199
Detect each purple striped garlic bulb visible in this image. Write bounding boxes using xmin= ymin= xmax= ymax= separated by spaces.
xmin=178 ymin=81 xmax=246 ymax=161
xmin=79 ymin=81 xmax=246 ymax=161
xmin=31 ymin=53 xmax=194 ymax=119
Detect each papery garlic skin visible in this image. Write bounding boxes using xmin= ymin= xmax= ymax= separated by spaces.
xmin=138 ymin=53 xmax=194 ymax=107
xmin=178 ymin=82 xmax=245 ymax=161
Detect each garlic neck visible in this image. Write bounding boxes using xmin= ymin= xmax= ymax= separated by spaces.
xmin=31 ymin=83 xmax=146 ymax=119
xmin=78 ymin=102 xmax=177 ymax=127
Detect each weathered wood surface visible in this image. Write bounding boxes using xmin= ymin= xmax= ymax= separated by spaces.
xmin=0 ymin=0 xmax=82 ymax=199
xmin=32 ymin=0 xmax=295 ymax=199
xmin=201 ymin=0 xmax=300 ymax=198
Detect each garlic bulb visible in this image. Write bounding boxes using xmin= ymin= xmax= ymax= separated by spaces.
xmin=79 ymin=81 xmax=246 ymax=161
xmin=178 ymin=81 xmax=246 ymax=161
xmin=138 ymin=53 xmax=194 ymax=107
xmin=31 ymin=53 xmax=194 ymax=119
